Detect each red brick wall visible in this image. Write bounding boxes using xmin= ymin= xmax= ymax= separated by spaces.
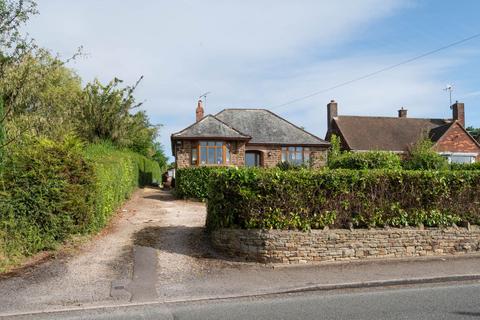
xmin=434 ymin=123 xmax=480 ymax=160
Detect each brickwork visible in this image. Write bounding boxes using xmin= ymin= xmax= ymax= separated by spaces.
xmin=175 ymin=140 xmax=192 ymax=169
xmin=175 ymin=140 xmax=247 ymax=168
xmin=176 ymin=141 xmax=328 ymax=169
xmin=211 ymin=226 xmax=480 ymax=264
xmin=434 ymin=122 xmax=480 ymax=161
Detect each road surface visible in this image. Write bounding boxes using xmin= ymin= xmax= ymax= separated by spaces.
xmin=6 ymin=282 xmax=480 ymax=320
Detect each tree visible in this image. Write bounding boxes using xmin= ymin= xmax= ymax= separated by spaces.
xmin=76 ymin=77 xmax=164 ymax=158
xmin=0 ymin=49 xmax=83 ymax=138
xmin=404 ymin=138 xmax=448 ymax=170
xmin=466 ymin=126 xmax=480 ymax=140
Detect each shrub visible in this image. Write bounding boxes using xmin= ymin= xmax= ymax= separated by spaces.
xmin=403 ymin=138 xmax=448 ymax=170
xmin=276 ymin=161 xmax=309 ymax=170
xmin=0 ymin=136 xmax=96 ymax=268
xmin=0 ymin=138 xmax=160 ymax=271
xmin=175 ymin=167 xmax=221 ymax=200
xmin=328 ymin=151 xmax=402 ymax=170
xmin=83 ymin=142 xmax=161 ymax=231
xmin=450 ymin=162 xmax=480 ymax=170
xmin=206 ymin=168 xmax=480 ymax=231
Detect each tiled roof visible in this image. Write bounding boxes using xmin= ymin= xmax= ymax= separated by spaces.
xmin=332 ymin=116 xmax=453 ymax=152
xmin=215 ymin=109 xmax=329 ymax=145
xmin=171 ymin=115 xmax=250 ymax=140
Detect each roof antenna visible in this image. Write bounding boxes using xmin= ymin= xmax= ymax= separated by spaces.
xmin=199 ymin=91 xmax=211 ymax=109
xmin=444 ymin=84 xmax=454 ymax=107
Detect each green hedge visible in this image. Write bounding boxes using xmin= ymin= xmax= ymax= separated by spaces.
xmin=206 ymin=168 xmax=480 ymax=231
xmin=83 ymin=143 xmax=161 ymax=231
xmin=328 ymin=151 xmax=402 ymax=170
xmin=450 ymin=162 xmax=480 ymax=170
xmin=0 ymin=138 xmax=160 ymax=271
xmin=175 ymin=167 xmax=219 ymax=200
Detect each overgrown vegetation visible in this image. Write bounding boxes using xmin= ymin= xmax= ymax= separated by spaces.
xmin=0 ymin=139 xmax=160 ymax=271
xmin=328 ymin=151 xmax=402 ymax=170
xmin=403 ymin=138 xmax=449 ymax=170
xmin=0 ymin=0 xmax=167 ymax=271
xmin=206 ymin=168 xmax=480 ymax=231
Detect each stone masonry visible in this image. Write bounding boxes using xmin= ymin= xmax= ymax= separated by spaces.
xmin=211 ymin=226 xmax=480 ymax=264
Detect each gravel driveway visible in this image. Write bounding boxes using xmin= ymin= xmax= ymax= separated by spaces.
xmin=0 ymin=187 xmax=248 ymax=315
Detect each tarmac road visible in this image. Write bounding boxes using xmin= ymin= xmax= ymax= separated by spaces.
xmin=6 ymin=282 xmax=480 ymax=320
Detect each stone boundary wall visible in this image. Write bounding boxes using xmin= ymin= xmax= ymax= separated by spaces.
xmin=211 ymin=227 xmax=480 ymax=264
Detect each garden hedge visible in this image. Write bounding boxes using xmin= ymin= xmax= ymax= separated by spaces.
xmin=175 ymin=167 xmax=220 ymax=200
xmin=206 ymin=168 xmax=480 ymax=231
xmin=328 ymin=151 xmax=402 ymax=170
xmin=0 ymin=138 xmax=160 ymax=271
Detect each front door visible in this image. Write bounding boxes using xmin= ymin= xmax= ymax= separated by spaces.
xmin=246 ymin=151 xmax=261 ymax=167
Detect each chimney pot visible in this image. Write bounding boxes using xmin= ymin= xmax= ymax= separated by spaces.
xmin=451 ymin=101 xmax=465 ymax=127
xmin=196 ymin=99 xmax=204 ymax=122
xmin=398 ymin=107 xmax=407 ymax=118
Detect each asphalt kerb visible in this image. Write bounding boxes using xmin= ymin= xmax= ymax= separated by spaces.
xmin=2 ymin=273 xmax=480 ymax=319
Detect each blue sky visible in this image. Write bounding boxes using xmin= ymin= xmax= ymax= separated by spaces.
xmin=26 ymin=0 xmax=480 ymax=160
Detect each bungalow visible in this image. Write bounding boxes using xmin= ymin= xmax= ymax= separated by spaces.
xmin=325 ymin=100 xmax=480 ymax=163
xmin=171 ymin=100 xmax=330 ymax=168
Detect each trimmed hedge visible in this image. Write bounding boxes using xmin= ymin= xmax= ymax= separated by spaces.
xmin=328 ymin=151 xmax=402 ymax=170
xmin=0 ymin=138 xmax=160 ymax=271
xmin=206 ymin=168 xmax=480 ymax=231
xmin=450 ymin=162 xmax=480 ymax=170
xmin=83 ymin=143 xmax=161 ymax=231
xmin=175 ymin=167 xmax=219 ymax=200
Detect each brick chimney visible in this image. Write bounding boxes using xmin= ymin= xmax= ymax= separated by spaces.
xmin=398 ymin=107 xmax=407 ymax=118
xmin=451 ymin=101 xmax=465 ymax=127
xmin=327 ymin=100 xmax=338 ymax=131
xmin=196 ymin=99 xmax=204 ymax=122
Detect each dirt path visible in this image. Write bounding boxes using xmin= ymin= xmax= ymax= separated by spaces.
xmin=0 ymin=187 xmax=245 ymax=314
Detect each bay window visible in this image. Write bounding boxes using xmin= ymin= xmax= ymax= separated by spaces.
xmin=192 ymin=141 xmax=231 ymax=165
xmin=281 ymin=146 xmax=310 ymax=165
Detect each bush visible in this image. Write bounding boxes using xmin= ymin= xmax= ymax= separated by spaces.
xmin=328 ymin=151 xmax=402 ymax=170
xmin=450 ymin=162 xmax=480 ymax=170
xmin=175 ymin=167 xmax=221 ymax=200
xmin=84 ymin=142 xmax=161 ymax=231
xmin=0 ymin=138 xmax=160 ymax=271
xmin=0 ymin=136 xmax=95 ymax=268
xmin=403 ymin=139 xmax=448 ymax=170
xmin=206 ymin=168 xmax=480 ymax=231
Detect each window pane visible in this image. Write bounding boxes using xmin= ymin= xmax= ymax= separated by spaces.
xmin=226 ymin=147 xmax=231 ymax=164
xmin=296 ymin=146 xmax=303 ymax=153
xmin=281 ymin=151 xmax=286 ymax=162
xmin=200 ymin=141 xmax=207 ymax=146
xmin=208 ymin=148 xmax=215 ymax=163
xmin=304 ymin=151 xmax=310 ymax=163
xmin=288 ymin=151 xmax=295 ymax=162
xmin=200 ymin=146 xmax=207 ymax=164
xmin=216 ymin=147 xmax=223 ymax=164
xmin=215 ymin=141 xmax=223 ymax=146
xmin=191 ymin=148 xmax=198 ymax=165
xmin=450 ymin=155 xmax=474 ymax=164
xmin=207 ymin=141 xmax=215 ymax=146
xmin=289 ymin=147 xmax=295 ymax=152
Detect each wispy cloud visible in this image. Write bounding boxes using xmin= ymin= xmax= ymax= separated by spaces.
xmin=27 ymin=0 xmax=470 ymax=157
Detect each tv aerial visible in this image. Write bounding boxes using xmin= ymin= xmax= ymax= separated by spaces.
xmin=199 ymin=91 xmax=211 ymax=108
xmin=444 ymin=84 xmax=454 ymax=107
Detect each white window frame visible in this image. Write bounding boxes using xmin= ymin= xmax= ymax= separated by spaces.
xmin=438 ymin=152 xmax=477 ymax=164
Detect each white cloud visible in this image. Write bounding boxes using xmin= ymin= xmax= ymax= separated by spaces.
xmin=27 ymin=0 xmax=465 ymax=158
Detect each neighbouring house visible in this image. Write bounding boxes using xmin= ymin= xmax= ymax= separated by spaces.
xmin=171 ymin=100 xmax=330 ymax=168
xmin=325 ymin=99 xmax=480 ymax=163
